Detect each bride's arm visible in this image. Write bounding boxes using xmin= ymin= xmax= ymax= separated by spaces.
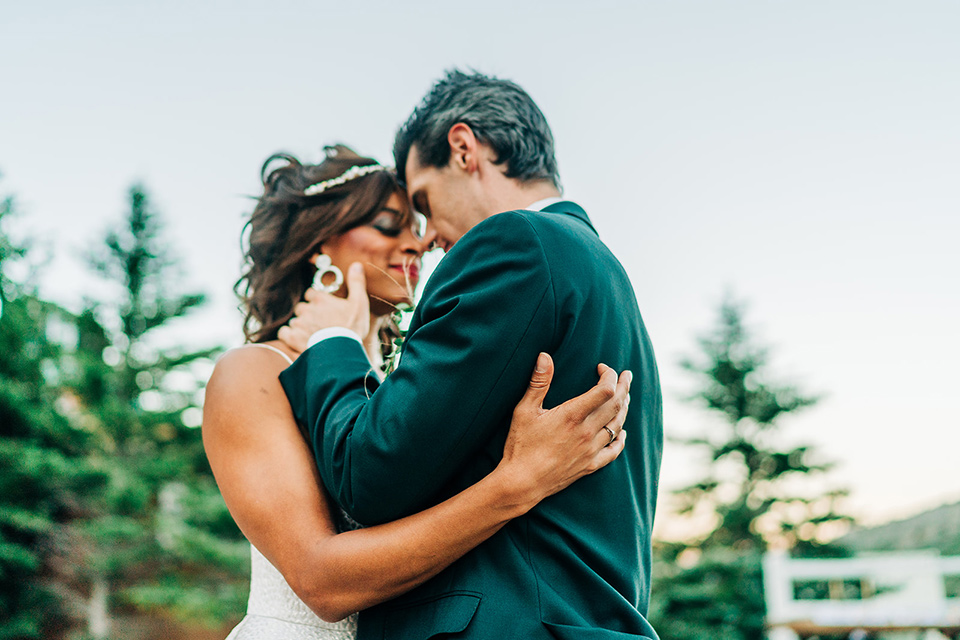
xmin=203 ymin=348 xmax=628 ymax=623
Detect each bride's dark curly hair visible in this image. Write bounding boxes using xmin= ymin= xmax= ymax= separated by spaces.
xmin=236 ymin=145 xmax=407 ymax=353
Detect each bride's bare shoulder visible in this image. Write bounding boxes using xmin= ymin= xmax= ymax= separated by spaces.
xmin=205 ymin=344 xmax=296 ymax=416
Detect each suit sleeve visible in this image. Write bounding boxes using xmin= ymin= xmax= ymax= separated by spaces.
xmin=280 ymin=212 xmax=556 ymax=525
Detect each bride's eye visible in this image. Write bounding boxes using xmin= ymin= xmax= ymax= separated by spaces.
xmin=370 ymin=212 xmax=403 ymax=237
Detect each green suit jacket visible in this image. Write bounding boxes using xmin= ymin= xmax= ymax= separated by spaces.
xmin=281 ymin=202 xmax=662 ymax=639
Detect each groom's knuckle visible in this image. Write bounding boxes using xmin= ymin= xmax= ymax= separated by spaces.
xmin=563 ymin=406 xmax=583 ymax=425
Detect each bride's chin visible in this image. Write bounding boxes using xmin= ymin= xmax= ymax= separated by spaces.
xmin=385 ymin=286 xmax=416 ymax=306
xmin=369 ymin=294 xmax=410 ymax=317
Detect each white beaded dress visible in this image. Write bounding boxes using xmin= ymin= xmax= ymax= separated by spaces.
xmin=224 ymin=344 xmax=359 ymax=640
xmin=224 ymin=544 xmax=358 ymax=640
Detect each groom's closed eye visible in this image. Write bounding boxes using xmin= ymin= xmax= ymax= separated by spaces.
xmin=412 ymin=191 xmax=431 ymax=219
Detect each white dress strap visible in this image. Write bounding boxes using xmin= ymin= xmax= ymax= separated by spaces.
xmin=244 ymin=343 xmax=294 ymax=365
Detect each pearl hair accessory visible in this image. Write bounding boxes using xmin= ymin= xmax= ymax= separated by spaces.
xmin=304 ymin=164 xmax=390 ymax=196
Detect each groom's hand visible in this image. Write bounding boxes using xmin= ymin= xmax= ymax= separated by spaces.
xmin=498 ymin=354 xmax=631 ymax=504
xmin=524 ymin=358 xmax=631 ymax=451
xmin=277 ymin=263 xmax=371 ymax=353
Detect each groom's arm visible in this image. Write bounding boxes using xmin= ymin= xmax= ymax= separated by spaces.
xmin=280 ymin=212 xmax=556 ymax=525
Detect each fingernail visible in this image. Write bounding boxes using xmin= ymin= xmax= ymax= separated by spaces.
xmin=535 ymin=353 xmax=548 ymax=373
xmin=351 ymin=263 xmax=363 ymax=275
xmin=627 ymin=370 xmax=634 ymax=384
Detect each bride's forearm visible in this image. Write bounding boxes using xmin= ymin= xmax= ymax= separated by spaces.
xmin=210 ymin=348 xmax=628 ymax=624
xmin=285 ymin=464 xmax=539 ymax=622
xmin=204 ymin=347 xmax=550 ymax=624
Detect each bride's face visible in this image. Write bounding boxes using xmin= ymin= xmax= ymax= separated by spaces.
xmin=320 ymin=192 xmax=432 ymax=314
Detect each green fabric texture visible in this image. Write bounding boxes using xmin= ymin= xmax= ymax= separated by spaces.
xmin=280 ymin=202 xmax=662 ymax=639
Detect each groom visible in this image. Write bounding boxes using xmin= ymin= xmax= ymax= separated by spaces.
xmin=280 ymin=70 xmax=662 ymax=639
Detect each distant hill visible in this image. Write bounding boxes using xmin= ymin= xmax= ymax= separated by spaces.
xmin=841 ymin=500 xmax=960 ymax=556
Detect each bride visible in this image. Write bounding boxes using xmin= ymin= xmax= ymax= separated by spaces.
xmin=202 ymin=146 xmax=630 ymax=639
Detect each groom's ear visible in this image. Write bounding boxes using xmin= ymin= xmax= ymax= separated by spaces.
xmin=447 ymin=123 xmax=480 ymax=174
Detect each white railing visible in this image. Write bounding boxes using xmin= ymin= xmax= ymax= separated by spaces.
xmin=763 ymin=550 xmax=960 ymax=639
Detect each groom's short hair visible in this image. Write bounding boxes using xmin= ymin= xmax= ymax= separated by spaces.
xmin=394 ymin=69 xmax=561 ymax=189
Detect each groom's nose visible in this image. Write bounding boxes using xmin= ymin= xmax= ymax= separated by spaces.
xmin=418 ymin=222 xmax=439 ymax=252
xmin=399 ymin=224 xmax=437 ymax=257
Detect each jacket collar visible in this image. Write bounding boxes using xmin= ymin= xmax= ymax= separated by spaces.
xmin=540 ymin=200 xmax=598 ymax=236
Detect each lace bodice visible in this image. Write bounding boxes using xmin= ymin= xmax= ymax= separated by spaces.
xmin=225 ymin=544 xmax=358 ymax=640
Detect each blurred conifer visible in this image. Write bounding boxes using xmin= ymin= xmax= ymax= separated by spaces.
xmin=68 ymin=183 xmax=248 ymax=634
xmin=649 ymin=296 xmax=851 ymax=640
xmin=0 ymin=184 xmax=107 ymax=639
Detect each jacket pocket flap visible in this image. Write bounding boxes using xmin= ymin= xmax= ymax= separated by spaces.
xmin=384 ymin=591 xmax=482 ymax=639
xmin=543 ymin=621 xmax=657 ymax=640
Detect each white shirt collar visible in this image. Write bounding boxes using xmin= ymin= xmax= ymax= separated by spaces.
xmin=525 ymin=197 xmax=564 ymax=212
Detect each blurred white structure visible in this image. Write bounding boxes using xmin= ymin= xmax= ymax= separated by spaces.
xmin=763 ymin=550 xmax=960 ymax=639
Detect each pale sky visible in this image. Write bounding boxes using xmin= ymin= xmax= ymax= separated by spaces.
xmin=2 ymin=1 xmax=958 ymax=530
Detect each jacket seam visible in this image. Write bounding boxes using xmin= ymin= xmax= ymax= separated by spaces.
xmin=517 ymin=212 xmax=559 ymax=349
xmin=425 ymin=212 xmax=553 ymax=502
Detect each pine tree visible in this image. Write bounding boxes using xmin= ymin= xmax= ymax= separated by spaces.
xmin=68 ymin=183 xmax=247 ymax=634
xmin=649 ymin=296 xmax=851 ymax=640
xmin=0 ymin=183 xmax=107 ymax=639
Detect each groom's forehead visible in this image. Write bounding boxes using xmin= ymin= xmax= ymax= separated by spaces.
xmin=404 ymin=144 xmax=426 ymax=179
xmin=404 ymin=146 xmax=439 ymax=195
xmin=403 ymin=148 xmax=430 ymax=215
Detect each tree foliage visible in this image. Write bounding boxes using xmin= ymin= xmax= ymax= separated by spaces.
xmin=649 ymin=297 xmax=851 ymax=640
xmin=71 ymin=184 xmax=247 ymax=630
xmin=0 ymin=184 xmax=107 ymax=639
xmin=0 ymin=181 xmax=247 ymax=638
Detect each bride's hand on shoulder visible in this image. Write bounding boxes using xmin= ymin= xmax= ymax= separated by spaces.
xmin=495 ymin=353 xmax=630 ymax=506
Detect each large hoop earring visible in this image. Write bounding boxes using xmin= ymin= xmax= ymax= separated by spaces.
xmin=312 ymin=254 xmax=344 ymax=293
